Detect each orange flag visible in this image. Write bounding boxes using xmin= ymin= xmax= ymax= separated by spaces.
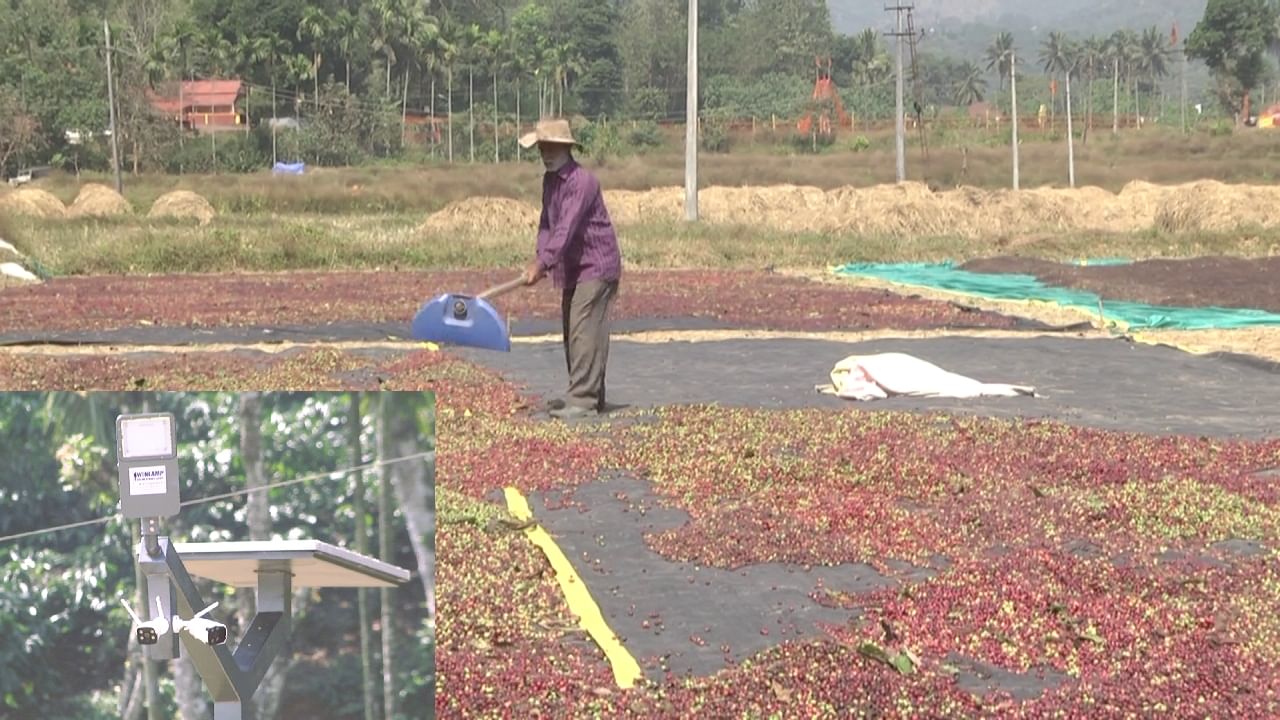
xmin=1171 ymin=22 xmax=1179 ymax=47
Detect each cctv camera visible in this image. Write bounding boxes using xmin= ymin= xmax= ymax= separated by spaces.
xmin=173 ymin=602 xmax=229 ymax=646
xmin=176 ymin=617 xmax=228 ymax=646
xmin=120 ymin=596 xmax=170 ymax=646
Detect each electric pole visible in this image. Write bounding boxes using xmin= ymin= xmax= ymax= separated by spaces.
xmin=1181 ymin=47 xmax=1188 ymax=134
xmin=104 ymin=19 xmax=123 ymax=194
xmin=885 ymin=4 xmax=911 ymax=183
xmin=1010 ymin=48 xmax=1019 ymax=191
xmin=1066 ymin=68 xmax=1075 ymax=188
xmin=685 ymin=0 xmax=699 ymax=221
xmin=1112 ymin=57 xmax=1119 ymax=135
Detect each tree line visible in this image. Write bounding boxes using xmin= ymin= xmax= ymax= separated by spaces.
xmin=1 ymin=0 xmax=1278 ymax=175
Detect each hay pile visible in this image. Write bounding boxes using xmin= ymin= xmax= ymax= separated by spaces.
xmin=701 ymin=184 xmax=831 ymax=231
xmin=1153 ymin=180 xmax=1280 ymax=233
xmin=415 ymin=180 xmax=1280 ymax=237
xmin=68 ymin=183 xmax=133 ymax=218
xmin=148 ymin=191 xmax=217 ymax=225
xmin=1114 ymin=180 xmax=1166 ymax=230
xmin=602 ymin=187 xmax=684 ymax=225
xmin=0 ymin=188 xmax=66 ymax=218
xmin=421 ymin=197 xmax=539 ymax=235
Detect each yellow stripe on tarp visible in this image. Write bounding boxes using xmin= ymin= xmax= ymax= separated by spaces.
xmin=503 ymin=486 xmax=644 ymax=689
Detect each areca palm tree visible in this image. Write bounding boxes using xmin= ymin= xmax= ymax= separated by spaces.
xmin=365 ymin=0 xmax=400 ymax=96
xmin=954 ymin=60 xmax=987 ymax=105
xmin=298 ymin=7 xmax=333 ymax=110
xmin=504 ymin=29 xmax=529 ymax=159
xmin=1077 ymin=36 xmax=1105 ymax=140
xmin=196 ymin=29 xmax=236 ymax=77
xmin=415 ymin=25 xmax=450 ymax=157
xmin=455 ymin=23 xmax=483 ymax=162
xmin=441 ymin=23 xmax=464 ymax=162
xmin=986 ymin=32 xmax=1015 ymax=90
xmin=478 ymin=29 xmax=505 ymax=163
xmin=333 ymin=8 xmax=361 ymax=92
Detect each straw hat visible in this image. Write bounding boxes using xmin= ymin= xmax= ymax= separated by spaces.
xmin=518 ymin=117 xmax=579 ymax=149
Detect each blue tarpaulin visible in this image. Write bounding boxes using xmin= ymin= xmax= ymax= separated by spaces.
xmin=832 ymin=261 xmax=1280 ymax=330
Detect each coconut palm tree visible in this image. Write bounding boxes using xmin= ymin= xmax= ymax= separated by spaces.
xmin=1105 ymin=29 xmax=1142 ymax=126
xmin=1040 ymin=31 xmax=1072 ymax=125
xmin=1138 ymin=25 xmax=1170 ymax=118
xmin=954 ymin=60 xmax=987 ymax=105
xmin=986 ymin=31 xmax=1015 ymax=91
xmin=851 ymin=28 xmax=891 ymax=87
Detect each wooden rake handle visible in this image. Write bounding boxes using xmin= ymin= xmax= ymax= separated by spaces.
xmin=477 ymin=276 xmax=527 ymax=300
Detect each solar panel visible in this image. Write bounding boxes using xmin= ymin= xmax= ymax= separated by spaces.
xmin=171 ymin=540 xmax=411 ymax=588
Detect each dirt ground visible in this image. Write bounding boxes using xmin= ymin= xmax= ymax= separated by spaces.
xmin=961 ymin=256 xmax=1280 ymax=312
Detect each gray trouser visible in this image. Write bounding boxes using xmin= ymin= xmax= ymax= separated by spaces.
xmin=560 ymin=279 xmax=618 ymax=410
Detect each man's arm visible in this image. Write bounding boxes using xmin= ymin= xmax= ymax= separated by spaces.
xmin=536 ymin=193 xmax=550 ymax=249
xmin=535 ymin=172 xmax=597 ymax=272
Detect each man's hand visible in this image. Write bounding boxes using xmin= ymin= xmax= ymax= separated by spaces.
xmin=522 ymin=260 xmax=546 ymax=286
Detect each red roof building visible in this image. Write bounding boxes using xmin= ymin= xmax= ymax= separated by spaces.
xmin=149 ymin=80 xmax=245 ymax=132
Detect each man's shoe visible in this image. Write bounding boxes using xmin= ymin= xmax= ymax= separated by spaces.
xmin=550 ymin=404 xmax=598 ymax=420
xmin=545 ymin=398 xmax=567 ymax=411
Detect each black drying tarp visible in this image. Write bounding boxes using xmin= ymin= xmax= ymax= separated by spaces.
xmin=463 ymin=335 xmax=1280 ymax=439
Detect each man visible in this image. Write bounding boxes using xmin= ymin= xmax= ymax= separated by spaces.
xmin=518 ymin=118 xmax=623 ymax=420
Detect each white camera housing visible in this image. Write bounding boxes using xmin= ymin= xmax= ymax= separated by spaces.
xmin=121 ymin=596 xmax=170 ymax=646
xmin=173 ymin=602 xmax=229 ymax=646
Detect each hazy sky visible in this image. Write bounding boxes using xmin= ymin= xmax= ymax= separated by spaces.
xmin=828 ymin=0 xmax=1207 ymax=36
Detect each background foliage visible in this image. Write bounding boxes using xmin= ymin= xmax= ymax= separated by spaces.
xmin=5 ymin=0 xmax=1279 ymax=175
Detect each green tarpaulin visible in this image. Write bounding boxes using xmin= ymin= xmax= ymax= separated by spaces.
xmin=833 ymin=261 xmax=1280 ymax=330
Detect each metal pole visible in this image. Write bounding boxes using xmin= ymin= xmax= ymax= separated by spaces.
xmin=1112 ymin=57 xmax=1119 ymax=134
xmin=104 ymin=20 xmax=123 ymax=194
xmin=894 ymin=7 xmax=906 ymax=182
xmin=1066 ymin=68 xmax=1075 ymax=188
xmin=1010 ymin=48 xmax=1019 ymax=191
xmin=1181 ymin=50 xmax=1188 ymax=134
xmin=685 ymin=0 xmax=698 ymax=221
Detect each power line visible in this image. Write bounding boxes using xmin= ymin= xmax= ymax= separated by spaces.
xmin=0 ymin=451 xmax=433 ymax=545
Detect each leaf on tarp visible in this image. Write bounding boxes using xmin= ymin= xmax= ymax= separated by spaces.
xmin=770 ymin=681 xmax=793 ymax=702
xmin=857 ymin=641 xmax=891 ymax=664
xmin=1077 ymin=626 xmax=1105 ymax=645
xmin=857 ymin=641 xmax=916 ymax=675
xmin=490 ymin=517 xmax=537 ymax=533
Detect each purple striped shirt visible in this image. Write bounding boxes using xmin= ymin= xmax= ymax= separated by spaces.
xmin=536 ymin=159 xmax=623 ymax=289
